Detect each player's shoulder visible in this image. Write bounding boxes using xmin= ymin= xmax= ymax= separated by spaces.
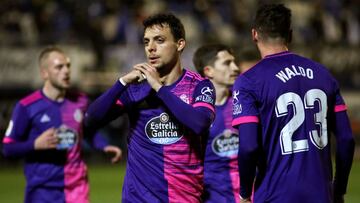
xmin=19 ymin=90 xmax=44 ymax=107
xmin=292 ymin=53 xmax=336 ymax=80
xmin=183 ymin=69 xmax=206 ymax=82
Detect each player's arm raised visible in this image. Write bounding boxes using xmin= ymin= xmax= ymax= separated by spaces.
xmin=136 ymin=64 xmax=215 ymax=135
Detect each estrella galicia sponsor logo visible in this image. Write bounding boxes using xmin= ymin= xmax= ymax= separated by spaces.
xmin=232 ymin=90 xmax=242 ymax=115
xmin=55 ymin=125 xmax=78 ymax=150
xmin=212 ymin=129 xmax=239 ymax=157
xmin=145 ymin=113 xmax=182 ymax=145
xmin=195 ymin=86 xmax=214 ymax=103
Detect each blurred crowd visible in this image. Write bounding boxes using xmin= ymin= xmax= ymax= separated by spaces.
xmin=0 ymin=0 xmax=359 ymax=70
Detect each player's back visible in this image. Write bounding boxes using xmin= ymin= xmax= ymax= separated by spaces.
xmin=239 ymin=51 xmax=340 ymax=202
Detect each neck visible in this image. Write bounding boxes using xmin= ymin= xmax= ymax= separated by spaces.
xmin=42 ymin=82 xmax=66 ymax=102
xmin=213 ymin=83 xmax=229 ymax=106
xmin=159 ymin=59 xmax=183 ymax=86
xmin=257 ymin=42 xmax=288 ymax=59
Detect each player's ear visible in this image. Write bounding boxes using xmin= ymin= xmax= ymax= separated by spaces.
xmin=177 ymin=39 xmax=186 ymax=52
xmin=203 ymin=66 xmax=214 ymax=78
xmin=40 ymin=67 xmax=48 ymax=80
xmin=252 ymin=29 xmax=258 ymax=43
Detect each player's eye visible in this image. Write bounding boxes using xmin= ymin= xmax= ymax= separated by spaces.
xmin=156 ymin=38 xmax=164 ymax=43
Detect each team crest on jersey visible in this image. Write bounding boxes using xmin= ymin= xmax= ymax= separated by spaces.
xmin=55 ymin=125 xmax=78 ymax=150
xmin=74 ymin=109 xmax=83 ymax=123
xmin=195 ymin=86 xmax=214 ymax=103
xmin=212 ymin=129 xmax=239 ymax=157
xmin=145 ymin=112 xmax=182 ymax=145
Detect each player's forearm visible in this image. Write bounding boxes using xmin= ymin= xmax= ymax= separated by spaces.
xmin=238 ymin=123 xmax=259 ymax=199
xmin=85 ymin=80 xmax=126 ymax=127
xmin=2 ymin=140 xmax=34 ymax=158
xmin=334 ymin=111 xmax=355 ymax=195
xmin=156 ymin=86 xmax=214 ymax=135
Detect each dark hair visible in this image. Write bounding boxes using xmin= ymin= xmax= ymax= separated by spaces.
xmin=253 ymin=4 xmax=292 ymax=43
xmin=143 ymin=13 xmax=185 ymax=41
xmin=38 ymin=46 xmax=65 ymax=68
xmin=193 ymin=44 xmax=233 ymax=77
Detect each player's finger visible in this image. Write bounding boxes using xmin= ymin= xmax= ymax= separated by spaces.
xmin=134 ymin=66 xmax=149 ymax=75
xmin=104 ymin=146 xmax=122 ymax=163
xmin=44 ymin=127 xmax=56 ymax=136
xmin=144 ymin=63 xmax=156 ymax=72
xmin=133 ymin=69 xmax=146 ymax=82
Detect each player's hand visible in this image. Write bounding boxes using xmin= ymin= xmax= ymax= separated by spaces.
xmin=239 ymin=195 xmax=252 ymax=203
xmin=134 ymin=63 xmax=163 ymax=91
xmin=103 ymin=145 xmax=122 ymax=163
xmin=240 ymin=199 xmax=251 ymax=203
xmin=34 ymin=128 xmax=58 ymax=150
xmin=120 ymin=68 xmax=146 ymax=84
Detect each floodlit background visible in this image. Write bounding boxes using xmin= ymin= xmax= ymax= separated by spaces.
xmin=0 ymin=0 xmax=359 ymax=202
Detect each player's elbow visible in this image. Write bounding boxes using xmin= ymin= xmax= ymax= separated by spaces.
xmin=192 ymin=117 xmax=213 ymax=135
xmin=338 ymin=134 xmax=355 ymax=149
xmin=239 ymin=143 xmax=258 ymax=157
xmin=191 ymin=109 xmax=215 ymax=135
xmin=84 ymin=112 xmax=99 ymax=128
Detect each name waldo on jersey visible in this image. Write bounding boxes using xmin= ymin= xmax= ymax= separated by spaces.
xmin=275 ymin=65 xmax=314 ymax=83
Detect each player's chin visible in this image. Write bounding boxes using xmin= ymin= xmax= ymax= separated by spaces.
xmin=61 ymin=82 xmax=71 ymax=89
xmin=228 ymin=78 xmax=236 ymax=84
xmin=148 ymin=61 xmax=160 ymax=68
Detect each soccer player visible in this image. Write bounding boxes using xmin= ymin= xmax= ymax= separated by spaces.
xmin=193 ymin=44 xmax=241 ymax=203
xmin=85 ymin=13 xmax=216 ymax=203
xmin=232 ymin=4 xmax=355 ymax=203
xmin=2 ymin=46 xmax=122 ymax=203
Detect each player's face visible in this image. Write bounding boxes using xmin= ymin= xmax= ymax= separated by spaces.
xmin=42 ymin=51 xmax=71 ymax=90
xmin=143 ymin=25 xmax=183 ymax=70
xmin=211 ymin=50 xmax=240 ymax=86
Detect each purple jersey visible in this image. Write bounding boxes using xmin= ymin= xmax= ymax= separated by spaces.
xmin=204 ymin=96 xmax=239 ymax=203
xmin=3 ymin=90 xmax=91 ymax=203
xmin=232 ymin=51 xmax=350 ymax=202
xmin=115 ymin=70 xmax=215 ymax=203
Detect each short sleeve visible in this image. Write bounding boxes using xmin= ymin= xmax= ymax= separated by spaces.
xmin=232 ymin=76 xmax=260 ymax=127
xmin=333 ymin=81 xmax=347 ymax=113
xmin=3 ymin=103 xmax=30 ymax=143
xmin=192 ymin=79 xmax=216 ymax=112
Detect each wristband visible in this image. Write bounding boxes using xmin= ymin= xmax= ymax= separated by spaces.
xmin=119 ymin=77 xmax=127 ymax=86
